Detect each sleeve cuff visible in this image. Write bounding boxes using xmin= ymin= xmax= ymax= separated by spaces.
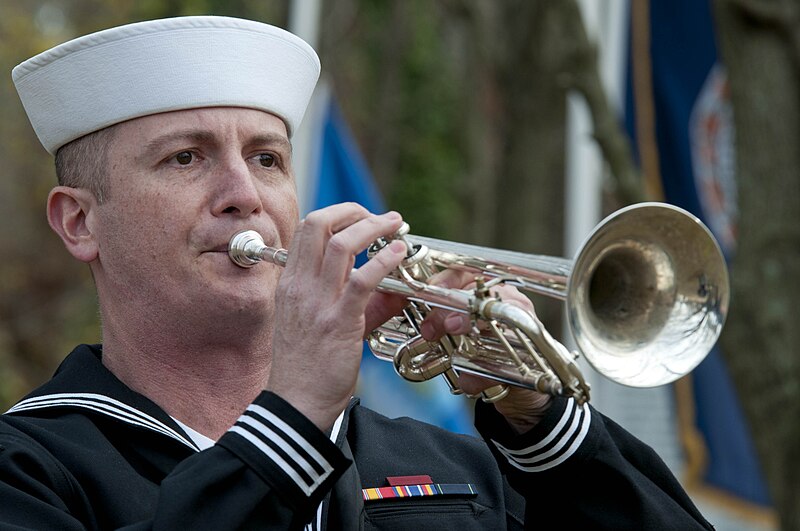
xmin=474 ymin=396 xmax=596 ymax=473
xmin=216 ymin=391 xmax=351 ymax=510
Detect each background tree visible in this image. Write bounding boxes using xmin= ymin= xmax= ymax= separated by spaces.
xmin=713 ymin=1 xmax=800 ymax=528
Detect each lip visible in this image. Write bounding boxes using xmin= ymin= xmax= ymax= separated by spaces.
xmin=199 ymin=228 xmax=276 ymax=254
xmin=204 ymin=234 xmax=276 ymax=254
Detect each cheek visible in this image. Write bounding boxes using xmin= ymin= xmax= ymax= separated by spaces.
xmin=96 ymin=189 xmax=181 ymax=252
xmin=265 ymin=185 xmax=300 ymax=244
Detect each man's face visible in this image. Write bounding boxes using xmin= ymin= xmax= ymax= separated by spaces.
xmin=90 ymin=107 xmax=299 ymax=325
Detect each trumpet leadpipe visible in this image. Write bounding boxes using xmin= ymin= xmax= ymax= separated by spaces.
xmin=226 ymin=229 xmax=474 ymax=311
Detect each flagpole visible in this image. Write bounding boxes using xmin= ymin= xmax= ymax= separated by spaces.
xmin=289 ymin=0 xmax=325 ymax=215
xmin=564 ymin=0 xmax=609 ymax=406
xmin=288 ymin=0 xmax=321 ymax=49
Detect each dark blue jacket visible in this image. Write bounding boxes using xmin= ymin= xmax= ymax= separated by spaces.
xmin=0 ymin=344 xmax=712 ymax=529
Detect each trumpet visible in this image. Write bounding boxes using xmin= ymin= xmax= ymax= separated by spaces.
xmin=228 ymin=202 xmax=729 ymax=405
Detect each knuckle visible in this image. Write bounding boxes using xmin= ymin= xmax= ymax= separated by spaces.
xmin=326 ymin=233 xmax=351 ymax=255
xmin=432 ymin=269 xmax=472 ymax=289
xmin=370 ymin=248 xmax=403 ymax=273
xmin=276 ymin=278 xmax=302 ymax=302
xmin=347 ymin=201 xmax=367 ymax=213
xmin=348 ymin=273 xmax=371 ymax=294
xmin=369 ymin=250 xmax=392 ymax=269
xmin=424 ymin=309 xmax=446 ymax=329
xmin=501 ymin=290 xmax=534 ymax=310
xmin=302 ymin=210 xmax=326 ymax=229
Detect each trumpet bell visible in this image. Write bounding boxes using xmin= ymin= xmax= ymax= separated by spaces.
xmin=568 ymin=203 xmax=729 ymax=387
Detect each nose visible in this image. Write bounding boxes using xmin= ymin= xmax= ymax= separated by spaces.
xmin=211 ymin=157 xmax=263 ymax=218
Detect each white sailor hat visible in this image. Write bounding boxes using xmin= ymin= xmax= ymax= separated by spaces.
xmin=12 ymin=15 xmax=321 ymax=154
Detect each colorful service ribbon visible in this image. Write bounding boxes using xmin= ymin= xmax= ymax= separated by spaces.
xmin=362 ymin=483 xmax=477 ymax=501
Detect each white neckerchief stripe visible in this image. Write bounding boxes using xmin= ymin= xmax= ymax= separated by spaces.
xmin=5 ymin=393 xmax=197 ymax=450
xmin=8 ymin=393 xmax=177 ymax=436
xmin=246 ymin=404 xmax=332 ymax=472
xmin=306 ymin=409 xmax=346 ymax=531
xmin=9 ymin=399 xmax=172 ymax=437
xmin=229 ymin=425 xmax=332 ymax=496
xmin=492 ymin=403 xmax=592 ymax=472
xmin=8 ymin=396 xmax=173 ymax=437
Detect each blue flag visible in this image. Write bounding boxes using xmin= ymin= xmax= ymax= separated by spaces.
xmin=313 ymin=101 xmax=385 ymax=224
xmin=624 ymin=0 xmax=770 ymax=512
xmin=307 ymin=94 xmax=474 ymax=435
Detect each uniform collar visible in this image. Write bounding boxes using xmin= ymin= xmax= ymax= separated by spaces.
xmin=4 ymin=344 xmax=199 ymax=451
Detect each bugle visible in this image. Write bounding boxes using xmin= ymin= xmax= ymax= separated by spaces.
xmin=228 ymin=202 xmax=729 ymax=405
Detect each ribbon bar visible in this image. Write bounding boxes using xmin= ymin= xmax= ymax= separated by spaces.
xmin=362 ymin=483 xmax=477 ymax=501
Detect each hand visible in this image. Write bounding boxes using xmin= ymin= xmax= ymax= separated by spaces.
xmin=267 ymin=203 xmax=407 ymax=430
xmin=419 ymin=269 xmax=553 ymax=435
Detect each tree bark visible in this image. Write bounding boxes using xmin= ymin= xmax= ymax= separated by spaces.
xmin=713 ymin=1 xmax=800 ymax=528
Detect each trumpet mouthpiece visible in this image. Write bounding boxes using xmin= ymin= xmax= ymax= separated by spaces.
xmin=228 ymin=230 xmax=265 ymax=268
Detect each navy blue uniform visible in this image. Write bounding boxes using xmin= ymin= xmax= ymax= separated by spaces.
xmin=0 ymin=344 xmax=712 ymax=529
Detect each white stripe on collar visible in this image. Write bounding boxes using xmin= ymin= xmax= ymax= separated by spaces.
xmin=5 ymin=392 xmax=198 ymax=451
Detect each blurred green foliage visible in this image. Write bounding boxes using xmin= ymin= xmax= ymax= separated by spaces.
xmin=338 ymin=1 xmax=465 ymax=238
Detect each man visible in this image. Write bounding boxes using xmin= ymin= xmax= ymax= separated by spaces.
xmin=2 ymin=15 xmax=713 ymax=529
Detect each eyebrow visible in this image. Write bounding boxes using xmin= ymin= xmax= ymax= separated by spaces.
xmin=139 ymin=129 xmax=292 ymax=161
xmin=246 ymin=133 xmax=293 ymax=155
xmin=141 ymin=130 xmax=215 ymax=158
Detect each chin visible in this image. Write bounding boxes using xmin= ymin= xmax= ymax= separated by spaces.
xmin=196 ymin=293 xmax=275 ymax=332
xmin=214 ymin=281 xmax=274 ymax=305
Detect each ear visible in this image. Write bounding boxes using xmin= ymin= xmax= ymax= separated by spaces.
xmin=47 ymin=186 xmax=99 ymax=263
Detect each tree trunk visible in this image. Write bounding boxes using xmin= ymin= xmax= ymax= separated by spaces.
xmin=713 ymin=1 xmax=800 ymax=528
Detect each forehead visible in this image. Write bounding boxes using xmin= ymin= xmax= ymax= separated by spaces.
xmin=110 ymin=107 xmax=290 ymax=154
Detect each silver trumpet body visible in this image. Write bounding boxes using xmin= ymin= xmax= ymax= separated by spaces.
xmin=228 ymin=202 xmax=729 ymax=405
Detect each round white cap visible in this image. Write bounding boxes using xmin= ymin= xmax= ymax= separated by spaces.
xmin=12 ymin=16 xmax=321 ymax=154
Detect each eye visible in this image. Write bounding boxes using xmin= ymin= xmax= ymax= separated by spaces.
xmin=258 ymin=153 xmax=276 ymax=168
xmin=175 ymin=151 xmax=193 ymax=165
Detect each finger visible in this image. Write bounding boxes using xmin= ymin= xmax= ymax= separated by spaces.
xmin=420 ymin=288 xmax=532 ymax=340
xmin=339 ymin=239 xmax=407 ymax=314
xmin=419 ymin=308 xmax=470 ymax=340
xmin=419 ymin=309 xmax=447 ymax=341
xmin=458 ymin=373 xmax=552 ymax=433
xmin=490 ymin=284 xmax=535 ymax=312
xmin=457 ymin=373 xmax=551 ymax=410
xmin=285 ymin=202 xmax=371 ymax=276
xmin=456 ymin=372 xmax=498 ymax=396
xmin=418 ymin=269 xmax=475 ymax=340
xmin=363 ymin=291 xmax=408 ymax=338
xmin=319 ymin=211 xmax=403 ymax=287
xmin=427 ymin=268 xmax=474 ymax=289
xmin=430 ymin=268 xmax=535 ymax=313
